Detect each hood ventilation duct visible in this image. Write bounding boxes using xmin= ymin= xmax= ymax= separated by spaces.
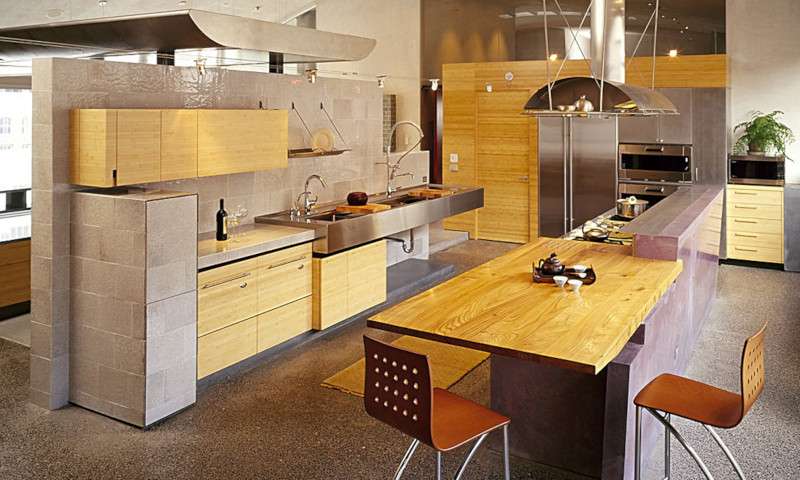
xmin=0 ymin=9 xmax=376 ymax=64
xmin=523 ymin=0 xmax=677 ymax=117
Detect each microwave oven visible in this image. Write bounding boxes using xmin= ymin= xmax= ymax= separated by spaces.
xmin=729 ymin=155 xmax=784 ymax=186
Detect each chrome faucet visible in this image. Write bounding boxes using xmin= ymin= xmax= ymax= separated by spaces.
xmin=293 ymin=174 xmax=326 ymax=216
xmin=377 ymin=121 xmax=424 ymax=196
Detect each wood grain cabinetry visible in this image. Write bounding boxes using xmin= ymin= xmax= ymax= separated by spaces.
xmin=726 ymin=185 xmax=784 ymax=264
xmin=197 ymin=242 xmax=313 ymax=379
xmin=0 ymin=239 xmax=31 ymax=309
xmin=70 ymin=108 xmax=287 ymax=187
xmin=313 ymin=240 xmax=387 ymax=331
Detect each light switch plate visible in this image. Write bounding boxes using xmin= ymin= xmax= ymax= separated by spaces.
xmin=449 ymin=153 xmax=459 ymax=163
xmin=449 ymin=164 xmax=459 ymax=172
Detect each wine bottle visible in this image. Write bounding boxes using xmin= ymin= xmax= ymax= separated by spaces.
xmin=216 ymin=198 xmax=228 ymax=241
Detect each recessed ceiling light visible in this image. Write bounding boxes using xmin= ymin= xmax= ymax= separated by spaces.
xmin=668 ymin=49 xmax=678 ymax=57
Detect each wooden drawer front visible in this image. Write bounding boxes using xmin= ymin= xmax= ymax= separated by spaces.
xmin=197 ymin=317 xmax=257 ymax=378
xmin=727 ymin=186 xmax=783 ymax=206
xmin=312 ymin=253 xmax=349 ymax=331
xmin=727 ymin=243 xmax=783 ymax=264
xmin=727 ymin=230 xmax=783 ymax=249
xmin=257 ymin=296 xmax=312 ymax=353
xmin=347 ymin=241 xmax=387 ymax=317
xmin=727 ymin=216 xmax=783 ymax=235
xmin=198 ymin=257 xmax=259 ymax=336
xmin=258 ymin=243 xmax=312 ymax=313
xmin=726 ymin=202 xmax=783 ymax=221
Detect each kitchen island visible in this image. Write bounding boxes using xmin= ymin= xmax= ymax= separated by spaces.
xmin=369 ymin=186 xmax=724 ymax=480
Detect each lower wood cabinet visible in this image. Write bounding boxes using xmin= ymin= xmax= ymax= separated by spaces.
xmin=726 ymin=185 xmax=784 ymax=264
xmin=313 ymin=240 xmax=387 ymax=331
xmin=197 ymin=242 xmax=313 ymax=379
xmin=0 ymin=239 xmax=31 ymax=309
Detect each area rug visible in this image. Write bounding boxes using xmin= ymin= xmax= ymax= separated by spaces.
xmin=321 ymin=336 xmax=489 ymax=397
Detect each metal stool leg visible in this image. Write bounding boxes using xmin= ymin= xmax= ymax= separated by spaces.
xmin=435 ymin=451 xmax=442 ymax=480
xmin=647 ymin=409 xmax=715 ymax=480
xmin=453 ymin=433 xmax=488 ymax=480
xmin=704 ymin=425 xmax=746 ymax=480
xmin=635 ymin=406 xmax=643 ymax=480
xmin=503 ymin=424 xmax=511 ymax=480
xmin=393 ymin=439 xmax=420 ymax=480
xmin=665 ymin=413 xmax=671 ymax=479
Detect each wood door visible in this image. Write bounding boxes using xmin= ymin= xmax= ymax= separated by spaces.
xmin=0 ymin=239 xmax=30 ymax=308
xmin=70 ymin=109 xmax=117 ymax=187
xmin=161 ymin=110 xmax=198 ymax=181
xmin=475 ymin=91 xmax=531 ymax=243
xmin=116 ymin=109 xmax=161 ymax=185
xmin=312 ymin=252 xmax=349 ymax=330
xmin=346 ymin=240 xmax=387 ymax=316
xmin=258 ymin=109 xmax=289 ymax=171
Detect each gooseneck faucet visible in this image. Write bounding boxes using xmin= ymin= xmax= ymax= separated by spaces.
xmin=377 ymin=121 xmax=424 ymax=197
xmin=294 ymin=174 xmax=326 ymax=216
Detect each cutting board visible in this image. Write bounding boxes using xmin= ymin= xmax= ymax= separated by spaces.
xmin=335 ymin=203 xmax=392 ymax=214
xmin=407 ymin=188 xmax=453 ymax=199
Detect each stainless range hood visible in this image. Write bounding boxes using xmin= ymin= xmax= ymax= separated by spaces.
xmin=0 ymin=9 xmax=376 ymax=64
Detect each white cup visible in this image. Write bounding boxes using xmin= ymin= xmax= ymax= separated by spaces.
xmin=567 ymin=279 xmax=583 ymax=292
xmin=553 ymin=275 xmax=568 ymax=288
xmin=570 ymin=264 xmax=587 ymax=273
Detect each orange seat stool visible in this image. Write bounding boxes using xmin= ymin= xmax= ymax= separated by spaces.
xmin=363 ymin=335 xmax=511 ymax=480
xmin=634 ymin=323 xmax=766 ymax=480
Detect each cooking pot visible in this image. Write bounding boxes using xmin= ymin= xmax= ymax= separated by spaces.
xmin=616 ymin=196 xmax=649 ymax=218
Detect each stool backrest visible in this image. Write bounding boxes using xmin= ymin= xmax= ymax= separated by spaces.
xmin=740 ymin=322 xmax=767 ymax=417
xmin=363 ymin=336 xmax=434 ymax=446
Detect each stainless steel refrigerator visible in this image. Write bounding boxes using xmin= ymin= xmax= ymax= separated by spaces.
xmin=538 ymin=117 xmax=619 ymax=237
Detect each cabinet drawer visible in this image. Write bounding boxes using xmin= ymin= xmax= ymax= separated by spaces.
xmin=727 ymin=186 xmax=783 ymax=206
xmin=197 ymin=317 xmax=257 ymax=379
xmin=726 ymin=216 xmax=783 ymax=235
xmin=257 ymin=296 xmax=312 ymax=353
xmin=198 ymin=257 xmax=259 ymax=336
xmin=727 ymin=243 xmax=783 ymax=264
xmin=726 ymin=202 xmax=783 ymax=221
xmin=258 ymin=243 xmax=312 ymax=312
xmin=347 ymin=241 xmax=387 ymax=316
xmin=727 ymin=231 xmax=783 ymax=249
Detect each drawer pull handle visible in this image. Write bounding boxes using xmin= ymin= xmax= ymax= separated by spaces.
xmin=734 ymin=205 xmax=757 ymax=210
xmin=733 ymin=191 xmax=757 ymax=195
xmin=734 ymin=233 xmax=758 ymax=238
xmin=268 ymin=255 xmax=307 ymax=269
xmin=201 ymin=272 xmax=251 ymax=289
xmin=733 ymin=219 xmax=758 ymax=224
xmin=735 ymin=247 xmax=758 ymax=252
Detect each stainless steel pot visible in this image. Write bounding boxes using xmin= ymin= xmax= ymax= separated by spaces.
xmin=616 ymin=196 xmax=649 ymax=218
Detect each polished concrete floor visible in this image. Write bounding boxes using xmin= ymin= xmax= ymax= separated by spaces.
xmin=1 ymin=241 xmax=798 ymax=480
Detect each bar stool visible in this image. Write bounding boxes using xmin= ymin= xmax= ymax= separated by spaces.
xmin=363 ymin=335 xmax=511 ymax=480
xmin=634 ymin=323 xmax=766 ymax=480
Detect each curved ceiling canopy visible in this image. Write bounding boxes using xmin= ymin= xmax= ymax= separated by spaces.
xmin=524 ymin=77 xmax=678 ymax=117
xmin=0 ymin=9 xmax=376 ymax=64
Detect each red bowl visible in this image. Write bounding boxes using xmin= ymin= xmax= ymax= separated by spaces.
xmin=347 ymin=192 xmax=368 ymax=206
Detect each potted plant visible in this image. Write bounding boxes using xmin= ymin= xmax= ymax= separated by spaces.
xmin=734 ymin=110 xmax=794 ymax=158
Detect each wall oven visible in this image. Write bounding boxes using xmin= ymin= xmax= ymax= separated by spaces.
xmin=618 ymin=143 xmax=692 ymax=206
xmin=728 ymin=155 xmax=784 ymax=186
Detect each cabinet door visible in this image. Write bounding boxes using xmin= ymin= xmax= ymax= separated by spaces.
xmin=312 ymin=253 xmax=349 ymax=330
xmin=198 ymin=257 xmax=259 ymax=336
xmin=257 ymin=296 xmax=312 ymax=353
xmin=347 ymin=241 xmax=387 ymax=316
xmin=618 ymin=115 xmax=659 ymax=144
xmin=475 ymin=91 xmax=531 ymax=243
xmin=197 ymin=110 xmax=287 ymax=177
xmin=161 ymin=110 xmax=198 ymax=181
xmin=658 ymin=88 xmax=693 ymax=144
xmin=197 ymin=317 xmax=257 ymax=379
xmin=116 ymin=109 xmax=161 ymax=185
xmin=258 ymin=243 xmax=312 ymax=313
xmin=70 ymin=109 xmax=117 ymax=187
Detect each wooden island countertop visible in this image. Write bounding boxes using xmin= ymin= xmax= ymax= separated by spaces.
xmin=368 ymin=238 xmax=682 ymax=375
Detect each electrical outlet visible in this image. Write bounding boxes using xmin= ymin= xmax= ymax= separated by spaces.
xmin=449 ymin=153 xmax=459 ymax=163
xmin=449 ymin=164 xmax=459 ymax=172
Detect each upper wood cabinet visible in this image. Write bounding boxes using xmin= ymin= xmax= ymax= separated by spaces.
xmin=70 ymin=108 xmax=288 ymax=187
xmin=197 ymin=109 xmax=288 ymax=177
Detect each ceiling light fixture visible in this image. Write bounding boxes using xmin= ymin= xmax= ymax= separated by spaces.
xmin=306 ymin=68 xmax=318 ymax=83
xmin=194 ymin=57 xmax=206 ymax=75
xmin=377 ymin=74 xmax=387 ymax=88
xmin=98 ymin=0 xmax=108 ymax=6
xmin=668 ymin=49 xmax=678 ymax=58
xmin=429 ymin=78 xmax=440 ymax=91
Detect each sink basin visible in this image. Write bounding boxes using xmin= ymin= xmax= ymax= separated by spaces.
xmin=377 ymin=195 xmax=427 ymax=208
xmin=305 ymin=211 xmax=363 ymax=222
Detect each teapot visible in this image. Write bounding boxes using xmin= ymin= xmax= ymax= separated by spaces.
xmin=537 ymin=252 xmax=565 ymax=275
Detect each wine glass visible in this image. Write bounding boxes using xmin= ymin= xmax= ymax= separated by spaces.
xmin=230 ymin=205 xmax=248 ymax=241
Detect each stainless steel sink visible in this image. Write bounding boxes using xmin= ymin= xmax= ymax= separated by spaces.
xmin=255 ymin=184 xmax=484 ymax=254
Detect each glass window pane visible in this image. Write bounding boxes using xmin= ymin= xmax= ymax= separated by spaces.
xmin=0 ymin=89 xmax=32 ymax=192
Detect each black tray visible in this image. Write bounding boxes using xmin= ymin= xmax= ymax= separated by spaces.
xmin=533 ymin=266 xmax=597 ymax=285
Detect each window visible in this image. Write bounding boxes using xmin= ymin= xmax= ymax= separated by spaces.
xmin=0 ymin=89 xmax=32 ymax=192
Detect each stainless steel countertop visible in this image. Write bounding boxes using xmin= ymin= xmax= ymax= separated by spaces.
xmin=198 ymin=223 xmax=314 ymax=270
